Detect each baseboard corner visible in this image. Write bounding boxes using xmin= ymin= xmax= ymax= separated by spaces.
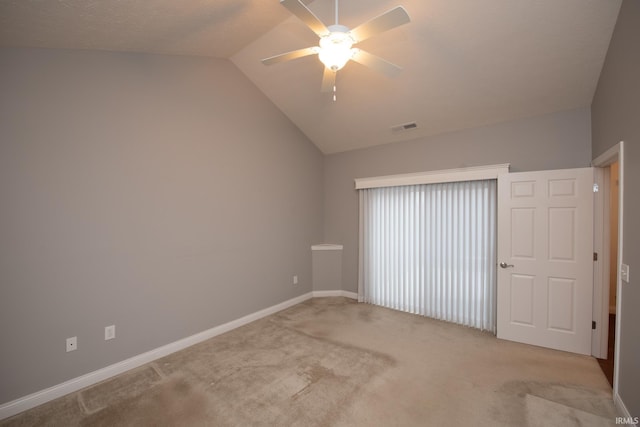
xmin=614 ymin=392 xmax=637 ymax=426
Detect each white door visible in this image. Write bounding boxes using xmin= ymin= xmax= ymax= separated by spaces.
xmin=497 ymin=168 xmax=594 ymax=355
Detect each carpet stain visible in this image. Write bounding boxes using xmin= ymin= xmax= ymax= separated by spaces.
xmin=292 ymin=363 xmax=338 ymax=400
xmin=525 ymin=394 xmax=615 ymax=427
xmin=123 ymin=319 xmax=394 ymax=426
xmin=357 ymin=307 xmax=374 ymax=322
xmin=155 ymin=378 xmax=208 ymax=424
xmin=288 ymin=320 xmax=331 ymax=338
xmin=79 ymin=365 xmax=162 ymax=414
xmin=80 ymin=377 xmax=210 ymax=427
xmin=0 ymin=394 xmax=83 ymax=426
xmin=491 ymin=380 xmax=618 ymax=426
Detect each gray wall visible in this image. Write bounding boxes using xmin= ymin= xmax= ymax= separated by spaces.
xmin=312 ymin=249 xmax=343 ymax=291
xmin=591 ymin=0 xmax=639 ymax=417
xmin=0 ymin=48 xmax=324 ymax=404
xmin=324 ymin=107 xmax=592 ymax=293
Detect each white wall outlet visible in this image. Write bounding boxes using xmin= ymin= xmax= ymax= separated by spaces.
xmin=293 ymin=275 xmax=298 ymax=285
xmin=66 ymin=336 xmax=77 ymax=352
xmin=105 ymin=325 xmax=115 ymax=341
xmin=621 ymin=263 xmax=630 ymax=283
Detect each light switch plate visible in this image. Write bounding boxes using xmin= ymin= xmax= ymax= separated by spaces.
xmin=105 ymin=325 xmax=115 ymax=341
xmin=621 ymin=263 xmax=630 ymax=283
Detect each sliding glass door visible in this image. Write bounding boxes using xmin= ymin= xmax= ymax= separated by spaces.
xmin=358 ymin=179 xmax=497 ymax=332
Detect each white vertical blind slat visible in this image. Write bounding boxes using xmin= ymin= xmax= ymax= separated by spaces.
xmin=359 ymin=179 xmax=497 ymax=333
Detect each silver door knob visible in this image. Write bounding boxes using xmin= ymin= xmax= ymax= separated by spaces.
xmin=499 ymin=262 xmax=514 ymax=268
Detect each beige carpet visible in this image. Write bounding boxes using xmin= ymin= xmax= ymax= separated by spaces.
xmin=1 ymin=297 xmax=618 ymax=426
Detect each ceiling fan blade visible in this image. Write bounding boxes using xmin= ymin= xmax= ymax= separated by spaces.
xmin=280 ymin=0 xmax=329 ymax=37
xmin=261 ymin=47 xmax=318 ymax=65
xmin=351 ymin=49 xmax=402 ymax=77
xmin=349 ymin=6 xmax=410 ymax=43
xmin=321 ymin=67 xmax=336 ymax=93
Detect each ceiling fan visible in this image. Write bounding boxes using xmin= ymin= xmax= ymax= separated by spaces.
xmin=262 ymin=0 xmax=410 ymax=98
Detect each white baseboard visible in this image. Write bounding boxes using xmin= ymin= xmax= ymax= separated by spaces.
xmin=312 ymin=290 xmax=358 ymax=299
xmin=614 ymin=392 xmax=637 ymax=426
xmin=0 ymin=291 xmax=317 ymax=421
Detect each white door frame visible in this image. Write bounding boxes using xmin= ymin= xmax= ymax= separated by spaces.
xmin=591 ymin=140 xmax=624 ymax=397
xmin=591 ymin=166 xmax=610 ymax=359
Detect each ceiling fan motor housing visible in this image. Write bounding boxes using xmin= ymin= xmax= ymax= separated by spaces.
xmin=319 ymin=25 xmax=355 ymax=71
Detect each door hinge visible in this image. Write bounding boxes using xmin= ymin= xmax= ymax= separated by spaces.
xmin=592 ymin=321 xmax=597 ymax=330
xmin=593 ymin=252 xmax=598 ymax=261
xmin=593 ymin=183 xmax=599 ymax=192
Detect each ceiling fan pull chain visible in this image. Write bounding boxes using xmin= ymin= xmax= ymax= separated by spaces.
xmin=333 ymin=84 xmax=337 ymax=102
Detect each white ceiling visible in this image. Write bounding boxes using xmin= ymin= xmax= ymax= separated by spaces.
xmin=0 ymin=0 xmax=295 ymax=57
xmin=0 ymin=0 xmax=622 ymax=154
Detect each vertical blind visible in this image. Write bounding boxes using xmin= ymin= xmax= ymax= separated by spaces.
xmin=358 ymin=179 xmax=497 ymax=332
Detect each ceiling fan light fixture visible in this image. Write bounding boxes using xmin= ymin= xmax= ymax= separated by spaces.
xmin=318 ymin=27 xmax=354 ymax=71
xmin=262 ymin=1 xmax=411 ymax=94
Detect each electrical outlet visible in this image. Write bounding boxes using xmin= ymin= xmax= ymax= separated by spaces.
xmin=105 ymin=325 xmax=115 ymax=341
xmin=66 ymin=336 xmax=77 ymax=352
xmin=293 ymin=275 xmax=298 ymax=285
xmin=621 ymin=264 xmax=630 ymax=283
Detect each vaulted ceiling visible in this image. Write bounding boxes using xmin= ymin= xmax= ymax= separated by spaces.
xmin=0 ymin=0 xmax=622 ymax=153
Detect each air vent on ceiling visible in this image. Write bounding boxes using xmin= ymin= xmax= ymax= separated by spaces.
xmin=391 ymin=121 xmax=418 ymax=133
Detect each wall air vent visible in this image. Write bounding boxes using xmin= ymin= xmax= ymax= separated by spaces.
xmin=391 ymin=122 xmax=418 ymax=133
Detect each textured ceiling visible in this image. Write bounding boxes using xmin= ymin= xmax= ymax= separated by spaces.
xmin=0 ymin=0 xmax=622 ymax=154
xmin=0 ymin=0 xmax=294 ymax=57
